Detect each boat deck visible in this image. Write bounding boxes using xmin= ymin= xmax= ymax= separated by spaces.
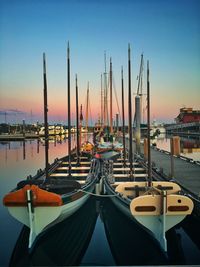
xmin=49 ymin=154 xmax=93 ymax=182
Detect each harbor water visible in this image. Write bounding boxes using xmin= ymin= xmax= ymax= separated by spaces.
xmin=0 ymin=135 xmax=200 ymax=266
xmin=155 ymin=134 xmax=200 ymax=162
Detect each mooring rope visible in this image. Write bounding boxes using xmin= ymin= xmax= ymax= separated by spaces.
xmin=77 ymin=189 xmax=118 ymax=197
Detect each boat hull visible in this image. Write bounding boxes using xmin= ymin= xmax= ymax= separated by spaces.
xmin=9 ymin=198 xmax=98 ymax=266
xmin=4 ymin=181 xmax=96 ymax=249
xmin=104 ymin=180 xmax=193 ymax=252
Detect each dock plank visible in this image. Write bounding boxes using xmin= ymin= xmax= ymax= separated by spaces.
xmin=139 ymin=142 xmax=200 ymax=197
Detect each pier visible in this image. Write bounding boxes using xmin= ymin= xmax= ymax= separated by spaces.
xmin=133 ymin=141 xmax=200 ymax=216
xmin=122 ymin=139 xmax=200 ymax=205
xmin=0 ymin=133 xmax=39 ymax=141
xmin=165 ymin=121 xmax=200 ymax=136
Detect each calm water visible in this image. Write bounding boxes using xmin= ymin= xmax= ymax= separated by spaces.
xmin=0 ymin=136 xmax=200 ymax=266
xmin=156 ymin=134 xmax=200 ymax=161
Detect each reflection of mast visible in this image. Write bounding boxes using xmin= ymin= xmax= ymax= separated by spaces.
xmin=5 ymin=143 xmax=8 ymax=163
xmin=110 ymin=58 xmax=113 ymax=133
xmin=37 ymin=139 xmax=40 ymax=154
xmin=23 ymin=140 xmax=26 ymax=160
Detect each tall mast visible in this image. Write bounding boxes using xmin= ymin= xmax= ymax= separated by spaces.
xmin=100 ymin=74 xmax=103 ymax=126
xmin=75 ymin=74 xmax=80 ymax=164
xmin=86 ymin=82 xmax=89 ymax=139
xmin=121 ymin=66 xmax=126 ymax=166
xmin=110 ymin=58 xmax=113 ymax=133
xmin=43 ymin=53 xmax=49 ymax=180
xmin=147 ymin=60 xmax=152 ymax=187
xmin=79 ymin=104 xmax=83 ymax=149
xmin=67 ymin=42 xmax=71 ymax=176
xmin=104 ymin=52 xmax=108 ymax=130
xmin=128 ymin=44 xmax=133 ymax=179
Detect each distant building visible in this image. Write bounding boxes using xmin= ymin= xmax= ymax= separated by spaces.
xmin=175 ymin=108 xmax=200 ymax=123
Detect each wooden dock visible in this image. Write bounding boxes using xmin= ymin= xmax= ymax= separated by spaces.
xmin=149 ymin=147 xmax=200 ymax=196
xmin=122 ymin=138 xmax=200 ymax=202
xmin=0 ymin=133 xmax=68 ymax=141
xmin=0 ymin=133 xmax=39 ymax=141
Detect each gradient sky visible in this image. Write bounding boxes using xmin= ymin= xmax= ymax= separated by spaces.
xmin=0 ymin=0 xmax=200 ymax=125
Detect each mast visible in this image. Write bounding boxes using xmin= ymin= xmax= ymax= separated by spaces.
xmin=110 ymin=58 xmax=113 ymax=133
xmin=128 ymin=44 xmax=133 ymax=179
xmin=121 ymin=66 xmax=126 ymax=166
xmin=103 ymin=52 xmax=108 ymax=130
xmin=67 ymin=42 xmax=71 ymax=176
xmin=86 ymin=82 xmax=89 ymax=140
xmin=100 ymin=74 xmax=103 ymax=126
xmin=75 ymin=74 xmax=80 ymax=164
xmin=147 ymin=60 xmax=152 ymax=187
xmin=80 ymin=104 xmax=83 ymax=148
xmin=43 ymin=53 xmax=49 ymax=181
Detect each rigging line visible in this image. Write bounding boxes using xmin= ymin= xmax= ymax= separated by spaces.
xmin=77 ymin=189 xmax=118 ymax=197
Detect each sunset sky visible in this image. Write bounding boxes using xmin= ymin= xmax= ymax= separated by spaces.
xmin=0 ymin=0 xmax=199 ymax=125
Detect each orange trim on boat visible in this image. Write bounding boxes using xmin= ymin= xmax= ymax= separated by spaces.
xmin=3 ymin=185 xmax=63 ymax=207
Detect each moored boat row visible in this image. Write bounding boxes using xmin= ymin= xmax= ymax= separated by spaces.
xmin=2 ymin=44 xmax=194 ymax=255
xmin=95 ymin=45 xmax=194 ymax=252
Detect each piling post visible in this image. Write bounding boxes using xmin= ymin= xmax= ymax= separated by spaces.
xmin=144 ymin=138 xmax=148 ymax=161
xmin=170 ymin=136 xmax=180 ymax=178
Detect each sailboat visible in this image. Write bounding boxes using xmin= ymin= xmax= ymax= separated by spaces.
xmin=3 ymin=45 xmax=98 ymax=250
xmin=102 ymin=45 xmax=194 ymax=252
xmin=95 ymin=56 xmax=123 ymax=153
xmin=80 ymin=82 xmax=94 ymax=154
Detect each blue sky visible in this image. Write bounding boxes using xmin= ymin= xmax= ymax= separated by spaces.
xmin=0 ymin=0 xmax=200 ymax=124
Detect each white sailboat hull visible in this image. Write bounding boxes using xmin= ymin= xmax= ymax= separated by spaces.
xmin=7 ymin=192 xmax=90 ymax=249
xmin=105 ymin=181 xmax=193 ymax=252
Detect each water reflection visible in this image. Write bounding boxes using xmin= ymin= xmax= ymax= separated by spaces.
xmin=1 ymin=137 xmax=200 ymax=266
xmin=8 ymin=197 xmax=200 ymax=266
xmin=156 ymin=135 xmax=200 ymax=161
xmin=9 ymin=198 xmax=98 ymax=266
xmin=180 ymin=137 xmax=200 ymax=155
xmin=101 ymin=199 xmax=168 ymax=265
xmin=0 ymin=133 xmax=87 ymax=165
